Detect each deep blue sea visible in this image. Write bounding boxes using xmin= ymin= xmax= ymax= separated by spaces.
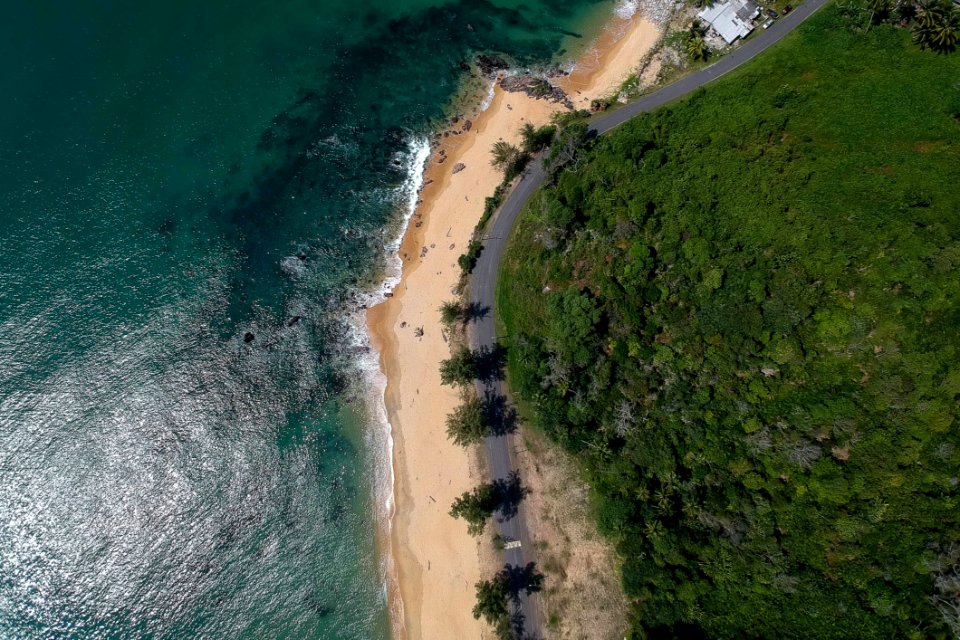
xmin=0 ymin=1 xmax=622 ymax=637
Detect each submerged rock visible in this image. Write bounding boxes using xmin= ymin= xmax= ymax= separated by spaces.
xmin=244 ymin=332 xmax=255 ymax=343
xmin=476 ymin=54 xmax=509 ymax=76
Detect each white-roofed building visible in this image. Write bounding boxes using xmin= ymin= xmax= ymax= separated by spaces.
xmin=698 ymin=0 xmax=760 ymax=44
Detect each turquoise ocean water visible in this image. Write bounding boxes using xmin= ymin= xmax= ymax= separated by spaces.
xmin=0 ymin=1 xmax=624 ymax=637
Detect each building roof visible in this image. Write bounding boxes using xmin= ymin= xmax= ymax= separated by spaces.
xmin=698 ymin=0 xmax=758 ymax=44
xmin=736 ymin=1 xmax=760 ymax=21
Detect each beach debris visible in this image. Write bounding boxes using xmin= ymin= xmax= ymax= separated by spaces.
xmin=449 ymin=243 xmax=456 ymax=250
xmin=400 ymin=321 xmax=407 ymax=328
xmin=452 ymin=162 xmax=466 ymax=174
xmin=437 ymin=155 xmax=447 ymax=164
xmin=462 ymin=119 xmax=473 ymax=132
xmin=420 ymin=246 xmax=429 ymax=258
xmin=430 ymin=243 xmax=436 ymax=248
xmin=243 ymin=332 xmax=255 ymax=343
xmin=414 ymin=326 xmax=424 ymax=338
xmin=500 ymin=75 xmax=573 ymax=108
xmin=384 ymin=292 xmax=394 ymax=298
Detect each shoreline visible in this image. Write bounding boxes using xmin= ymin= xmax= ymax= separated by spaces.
xmin=366 ymin=8 xmax=664 ymax=639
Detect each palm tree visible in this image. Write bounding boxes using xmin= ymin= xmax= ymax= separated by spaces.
xmin=519 ymin=123 xmax=538 ymax=152
xmin=916 ymin=0 xmax=947 ymax=28
xmin=930 ymin=15 xmax=960 ymax=51
xmin=490 ymin=141 xmax=521 ymax=170
xmin=912 ymin=1 xmax=959 ymax=52
xmin=686 ymin=34 xmax=709 ymax=61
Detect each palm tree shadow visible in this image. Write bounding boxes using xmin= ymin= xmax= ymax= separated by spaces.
xmin=503 ymin=562 xmax=544 ymax=600
xmin=493 ymin=562 xmax=545 ymax=640
xmin=464 ymin=301 xmax=490 ymax=323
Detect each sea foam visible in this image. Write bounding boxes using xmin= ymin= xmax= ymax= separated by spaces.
xmin=345 ymin=134 xmax=429 ymax=639
xmin=616 ymin=0 xmax=640 ymax=18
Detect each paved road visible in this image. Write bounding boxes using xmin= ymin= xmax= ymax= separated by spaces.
xmin=469 ymin=0 xmax=828 ymax=636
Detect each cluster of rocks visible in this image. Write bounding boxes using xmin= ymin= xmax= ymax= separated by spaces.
xmin=643 ymin=0 xmax=684 ymax=27
xmin=434 ymin=115 xmax=474 ymax=145
xmin=499 ymin=75 xmax=573 ymax=109
xmin=476 ymin=54 xmax=510 ymax=76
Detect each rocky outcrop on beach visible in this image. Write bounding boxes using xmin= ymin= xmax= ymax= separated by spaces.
xmin=499 ymin=75 xmax=573 ymax=109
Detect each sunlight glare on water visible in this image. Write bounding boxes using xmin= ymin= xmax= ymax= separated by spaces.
xmin=0 ymin=0 xmax=615 ymax=637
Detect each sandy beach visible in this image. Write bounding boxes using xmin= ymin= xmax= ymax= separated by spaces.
xmin=367 ymin=11 xmax=662 ymax=640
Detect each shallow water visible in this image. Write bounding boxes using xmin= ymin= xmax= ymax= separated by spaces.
xmin=0 ymin=0 xmax=621 ymax=637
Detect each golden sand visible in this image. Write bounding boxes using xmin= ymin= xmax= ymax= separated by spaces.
xmin=367 ymin=13 xmax=662 ymax=640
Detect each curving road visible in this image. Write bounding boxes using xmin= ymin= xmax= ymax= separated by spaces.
xmin=469 ymin=0 xmax=827 ymax=635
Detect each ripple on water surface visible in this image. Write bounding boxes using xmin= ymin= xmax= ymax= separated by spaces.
xmin=0 ymin=0 xmax=619 ymax=637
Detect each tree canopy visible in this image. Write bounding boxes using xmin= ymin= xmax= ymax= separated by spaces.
xmin=450 ymin=482 xmax=500 ymax=535
xmin=446 ymin=393 xmax=488 ymax=446
xmin=498 ymin=6 xmax=960 ymax=638
xmin=439 ymin=345 xmax=480 ymax=386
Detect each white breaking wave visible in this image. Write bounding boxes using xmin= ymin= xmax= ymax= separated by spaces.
xmin=479 ymin=79 xmax=498 ymax=112
xmin=343 ymin=134 xmax=429 ymax=640
xmin=616 ymin=0 xmax=640 ymax=18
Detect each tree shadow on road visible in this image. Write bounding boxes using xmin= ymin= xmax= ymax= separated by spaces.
xmin=494 ymin=562 xmax=546 ymax=640
xmin=464 ymin=301 xmax=490 ymax=323
xmin=475 ymin=344 xmax=507 ymax=382
xmin=482 ymin=390 xmax=519 ymax=436
xmin=492 ymin=471 xmax=530 ymax=522
xmin=502 ymin=562 xmax=545 ymax=601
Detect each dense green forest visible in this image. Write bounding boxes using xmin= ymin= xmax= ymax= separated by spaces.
xmin=497 ymin=4 xmax=960 ymax=638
